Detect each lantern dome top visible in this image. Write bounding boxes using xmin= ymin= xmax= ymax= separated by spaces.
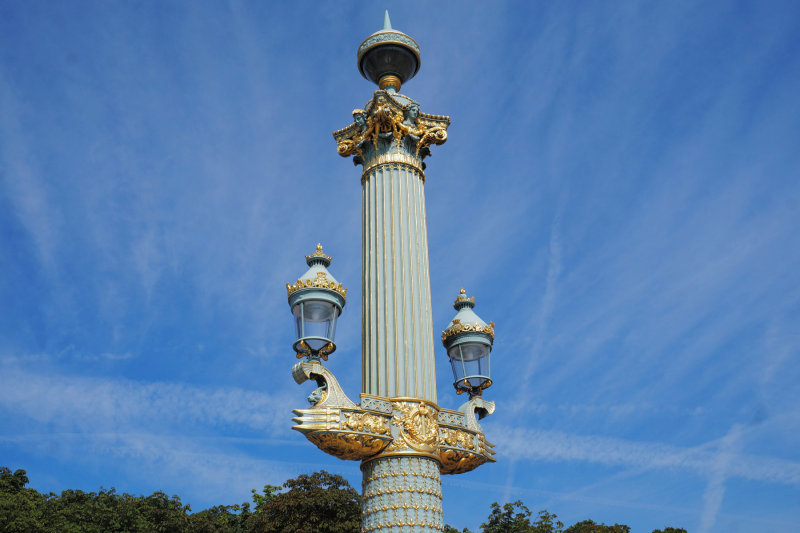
xmin=441 ymin=288 xmax=494 ymax=345
xmin=286 ymin=244 xmax=347 ymax=301
xmin=357 ymin=11 xmax=421 ymax=92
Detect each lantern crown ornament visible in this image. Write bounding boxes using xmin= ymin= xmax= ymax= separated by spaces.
xmin=442 ymin=288 xmax=495 ymax=397
xmin=286 ymin=244 xmax=346 ymax=361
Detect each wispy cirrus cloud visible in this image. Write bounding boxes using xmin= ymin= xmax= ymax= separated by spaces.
xmin=698 ymin=424 xmax=744 ymax=533
xmin=494 ymin=425 xmax=800 ymax=486
xmin=0 ymin=366 xmax=288 ymax=434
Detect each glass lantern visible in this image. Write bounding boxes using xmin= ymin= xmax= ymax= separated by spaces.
xmin=441 ymin=288 xmax=494 ymax=397
xmin=286 ymin=244 xmax=347 ymax=361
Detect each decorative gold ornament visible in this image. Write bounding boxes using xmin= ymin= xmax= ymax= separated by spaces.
xmin=390 ymin=400 xmax=439 ymax=452
xmin=344 ymin=411 xmax=390 ymax=435
xmin=361 ymin=152 xmax=425 ymax=181
xmin=441 ymin=318 xmax=496 ymax=343
xmin=306 ymin=243 xmax=331 ymax=262
xmin=293 ymin=340 xmax=334 ymax=361
xmin=440 ymin=427 xmax=476 ymax=450
xmin=286 ymin=270 xmax=347 ymax=298
xmin=333 ymin=90 xmax=450 ymax=165
xmin=378 ymin=74 xmax=402 ymax=91
xmin=455 ymin=287 xmax=475 ymax=303
xmin=306 ymin=431 xmax=391 ymax=461
xmin=439 ymin=448 xmax=489 ymax=475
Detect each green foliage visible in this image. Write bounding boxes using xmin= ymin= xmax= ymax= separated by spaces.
xmin=1 ymin=466 xmax=689 ymax=533
xmin=479 ymin=501 xmax=564 ymax=533
xmin=249 ymin=485 xmax=280 ymax=514
xmin=563 ymin=519 xmax=630 ymax=532
xmin=246 ymin=471 xmax=360 ymax=533
xmin=532 ymin=510 xmax=566 ymax=533
xmin=0 ymin=468 xmax=29 ymax=494
xmin=0 ymin=467 xmax=46 ymax=533
xmin=480 ymin=500 xmax=535 ymax=532
xmin=443 ymin=526 xmax=474 ymax=533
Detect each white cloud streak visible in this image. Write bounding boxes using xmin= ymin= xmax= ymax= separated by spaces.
xmin=495 ymin=425 xmax=800 ymax=486
xmin=0 ymin=367 xmax=287 ymax=434
xmin=698 ymin=424 xmax=743 ymax=533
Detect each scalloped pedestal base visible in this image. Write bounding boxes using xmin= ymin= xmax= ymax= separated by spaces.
xmin=361 ymin=456 xmax=443 ymax=533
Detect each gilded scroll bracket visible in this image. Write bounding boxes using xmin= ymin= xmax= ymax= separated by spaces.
xmin=291 ymin=363 xmax=495 ymax=473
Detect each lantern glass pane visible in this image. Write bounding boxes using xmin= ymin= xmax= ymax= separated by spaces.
xmin=293 ymin=300 xmax=336 ymax=351
xmin=448 ymin=341 xmax=489 ymax=362
xmin=292 ymin=303 xmax=304 ymax=339
xmin=448 ymin=342 xmax=491 ymax=390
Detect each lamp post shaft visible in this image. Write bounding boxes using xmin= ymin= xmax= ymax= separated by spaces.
xmin=362 ymin=163 xmax=436 ymax=402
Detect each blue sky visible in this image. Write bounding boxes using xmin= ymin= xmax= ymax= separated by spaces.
xmin=1 ymin=2 xmax=799 ymax=532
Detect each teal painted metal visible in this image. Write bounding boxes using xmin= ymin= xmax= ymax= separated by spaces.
xmin=361 ymin=456 xmax=443 ymax=532
xmin=287 ymin=246 xmax=346 ymax=360
xmin=441 ymin=290 xmax=494 ymax=398
xmin=319 ymin=15 xmax=487 ymax=533
xmin=362 ymin=162 xmax=436 ymax=401
xmin=350 ymin=19 xmax=449 ymax=533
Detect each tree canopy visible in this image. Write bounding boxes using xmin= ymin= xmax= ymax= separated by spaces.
xmin=1 ymin=466 xmax=687 ymax=533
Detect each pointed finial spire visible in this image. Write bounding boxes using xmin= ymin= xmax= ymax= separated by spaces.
xmin=383 ymin=10 xmax=392 ymax=30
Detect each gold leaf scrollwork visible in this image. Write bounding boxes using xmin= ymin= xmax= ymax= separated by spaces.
xmin=414 ymin=124 xmax=447 ymax=155
xmin=439 ymin=448 xmax=487 ymax=475
xmin=344 ymin=411 xmax=390 ymax=435
xmin=391 ymin=401 xmax=439 ymax=452
xmin=441 ymin=320 xmax=495 ymax=343
xmin=306 ymin=432 xmax=391 ymax=461
xmin=334 ymin=92 xmax=449 ymax=162
xmin=286 ymin=271 xmax=347 ymax=298
xmin=337 ymin=137 xmax=362 ymax=158
xmin=440 ymin=427 xmax=476 ymax=450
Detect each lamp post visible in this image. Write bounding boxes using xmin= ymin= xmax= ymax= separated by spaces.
xmin=289 ymin=13 xmax=496 ymax=533
xmin=287 ymin=244 xmax=346 ymax=362
xmin=442 ymin=289 xmax=495 ymax=400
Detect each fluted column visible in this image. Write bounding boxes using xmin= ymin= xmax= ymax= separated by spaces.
xmin=362 ymin=161 xmax=436 ymax=402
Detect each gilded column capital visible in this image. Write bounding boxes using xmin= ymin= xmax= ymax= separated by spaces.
xmin=332 ymin=90 xmax=449 ymax=173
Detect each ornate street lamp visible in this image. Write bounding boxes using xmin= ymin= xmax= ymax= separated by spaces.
xmin=286 ymin=244 xmax=347 ymax=362
xmin=289 ymin=13 xmax=497 ymax=533
xmin=442 ymin=288 xmax=495 ymax=399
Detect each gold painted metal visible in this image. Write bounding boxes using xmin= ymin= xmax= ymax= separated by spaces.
xmin=441 ymin=317 xmax=496 ymax=343
xmin=455 ymin=377 xmax=493 ymax=395
xmin=344 ymin=411 xmax=390 ymax=434
xmin=455 ymin=287 xmax=474 ymax=303
xmin=378 ymin=74 xmax=402 ymax=91
xmin=440 ymin=427 xmax=476 ymax=450
xmin=306 ymin=242 xmax=332 ymax=262
xmin=389 ymin=400 xmax=439 ymax=452
xmin=361 ymin=153 xmax=424 ymax=181
xmin=292 ymin=363 xmax=496 ymax=471
xmin=333 ymin=90 xmax=450 ymax=165
xmin=295 ymin=341 xmax=334 ymax=361
xmin=439 ymin=448 xmax=490 ymax=475
xmin=307 ymin=431 xmax=392 ymax=460
xmin=286 ymin=270 xmax=348 ymax=298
